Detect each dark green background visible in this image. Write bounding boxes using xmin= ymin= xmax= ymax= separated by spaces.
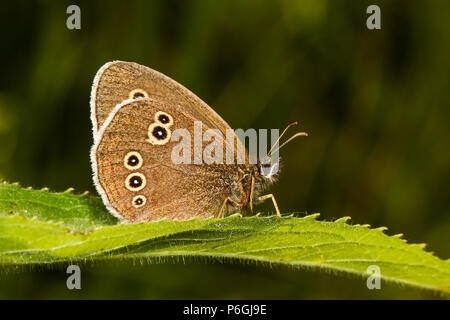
xmin=0 ymin=0 xmax=449 ymax=299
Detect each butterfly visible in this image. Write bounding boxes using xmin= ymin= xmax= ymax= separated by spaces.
xmin=90 ymin=61 xmax=307 ymax=222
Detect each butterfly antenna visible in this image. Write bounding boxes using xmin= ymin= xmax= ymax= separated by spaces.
xmin=270 ymin=131 xmax=308 ymax=156
xmin=267 ymin=121 xmax=298 ymax=157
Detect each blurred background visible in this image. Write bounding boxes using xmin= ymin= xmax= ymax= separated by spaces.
xmin=0 ymin=0 xmax=449 ymax=299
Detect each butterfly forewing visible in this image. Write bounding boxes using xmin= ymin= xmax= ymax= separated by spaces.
xmin=90 ymin=61 xmax=243 ymax=158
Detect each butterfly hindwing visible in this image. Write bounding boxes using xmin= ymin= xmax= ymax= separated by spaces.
xmin=92 ymin=98 xmax=234 ymax=222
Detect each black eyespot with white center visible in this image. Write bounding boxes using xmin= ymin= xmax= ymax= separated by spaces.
xmin=158 ymin=114 xmax=170 ymax=124
xmin=154 ymin=111 xmax=173 ymax=127
xmin=128 ymin=155 xmax=139 ymax=166
xmin=152 ymin=126 xmax=167 ymax=140
xmin=147 ymin=122 xmax=171 ymax=145
xmin=130 ymin=176 xmax=142 ymax=188
xmin=125 ymin=173 xmax=146 ymax=191
xmin=129 ymin=89 xmax=148 ymax=100
xmin=124 ymin=151 xmax=143 ymax=170
xmin=132 ymin=195 xmax=147 ymax=208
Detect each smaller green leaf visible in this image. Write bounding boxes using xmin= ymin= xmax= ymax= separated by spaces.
xmin=0 ymin=182 xmax=118 ymax=231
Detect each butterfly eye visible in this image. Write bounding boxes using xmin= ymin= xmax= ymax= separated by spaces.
xmin=132 ymin=195 xmax=147 ymax=208
xmin=147 ymin=123 xmax=171 ymax=145
xmin=129 ymin=89 xmax=148 ymax=99
xmin=123 ymin=151 xmax=143 ymax=170
xmin=155 ymin=111 xmax=173 ymax=127
xmin=260 ymin=162 xmax=279 ymax=178
xmin=125 ymin=172 xmax=147 ymax=191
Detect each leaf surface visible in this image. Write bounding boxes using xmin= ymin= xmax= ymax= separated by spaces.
xmin=0 ymin=182 xmax=449 ymax=294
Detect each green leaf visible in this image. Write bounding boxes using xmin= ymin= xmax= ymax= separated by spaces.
xmin=0 ymin=182 xmax=449 ymax=295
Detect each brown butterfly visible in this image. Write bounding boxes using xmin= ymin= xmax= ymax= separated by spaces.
xmin=90 ymin=61 xmax=307 ymax=222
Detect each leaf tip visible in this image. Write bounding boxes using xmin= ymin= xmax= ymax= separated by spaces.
xmin=392 ymin=233 xmax=404 ymax=238
xmin=413 ymin=243 xmax=428 ymax=249
xmin=335 ymin=216 xmax=351 ymax=223
xmin=64 ymin=187 xmax=75 ymax=193
xmin=304 ymin=213 xmax=320 ymax=220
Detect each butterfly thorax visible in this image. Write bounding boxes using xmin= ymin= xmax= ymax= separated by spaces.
xmin=228 ymin=161 xmax=279 ymax=211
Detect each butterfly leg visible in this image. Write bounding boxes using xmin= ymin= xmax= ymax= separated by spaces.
xmin=257 ymin=194 xmax=281 ymax=217
xmin=218 ymin=197 xmax=241 ymax=219
xmin=249 ymin=176 xmax=255 ymax=213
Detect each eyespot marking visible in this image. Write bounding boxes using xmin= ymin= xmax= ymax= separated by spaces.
xmin=147 ymin=123 xmax=171 ymax=145
xmin=153 ymin=126 xmax=167 ymax=139
xmin=155 ymin=111 xmax=173 ymax=126
xmin=123 ymin=151 xmax=143 ymax=170
xmin=129 ymin=89 xmax=148 ymax=99
xmin=125 ymin=172 xmax=146 ymax=191
xmin=132 ymin=195 xmax=147 ymax=208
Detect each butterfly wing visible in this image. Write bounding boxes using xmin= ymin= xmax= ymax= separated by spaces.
xmin=91 ymin=61 xmax=242 ymax=149
xmin=92 ymin=98 xmax=235 ymax=222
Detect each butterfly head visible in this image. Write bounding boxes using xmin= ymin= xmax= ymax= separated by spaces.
xmin=257 ymin=122 xmax=308 ymax=183
xmin=258 ymin=159 xmax=280 ymax=181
